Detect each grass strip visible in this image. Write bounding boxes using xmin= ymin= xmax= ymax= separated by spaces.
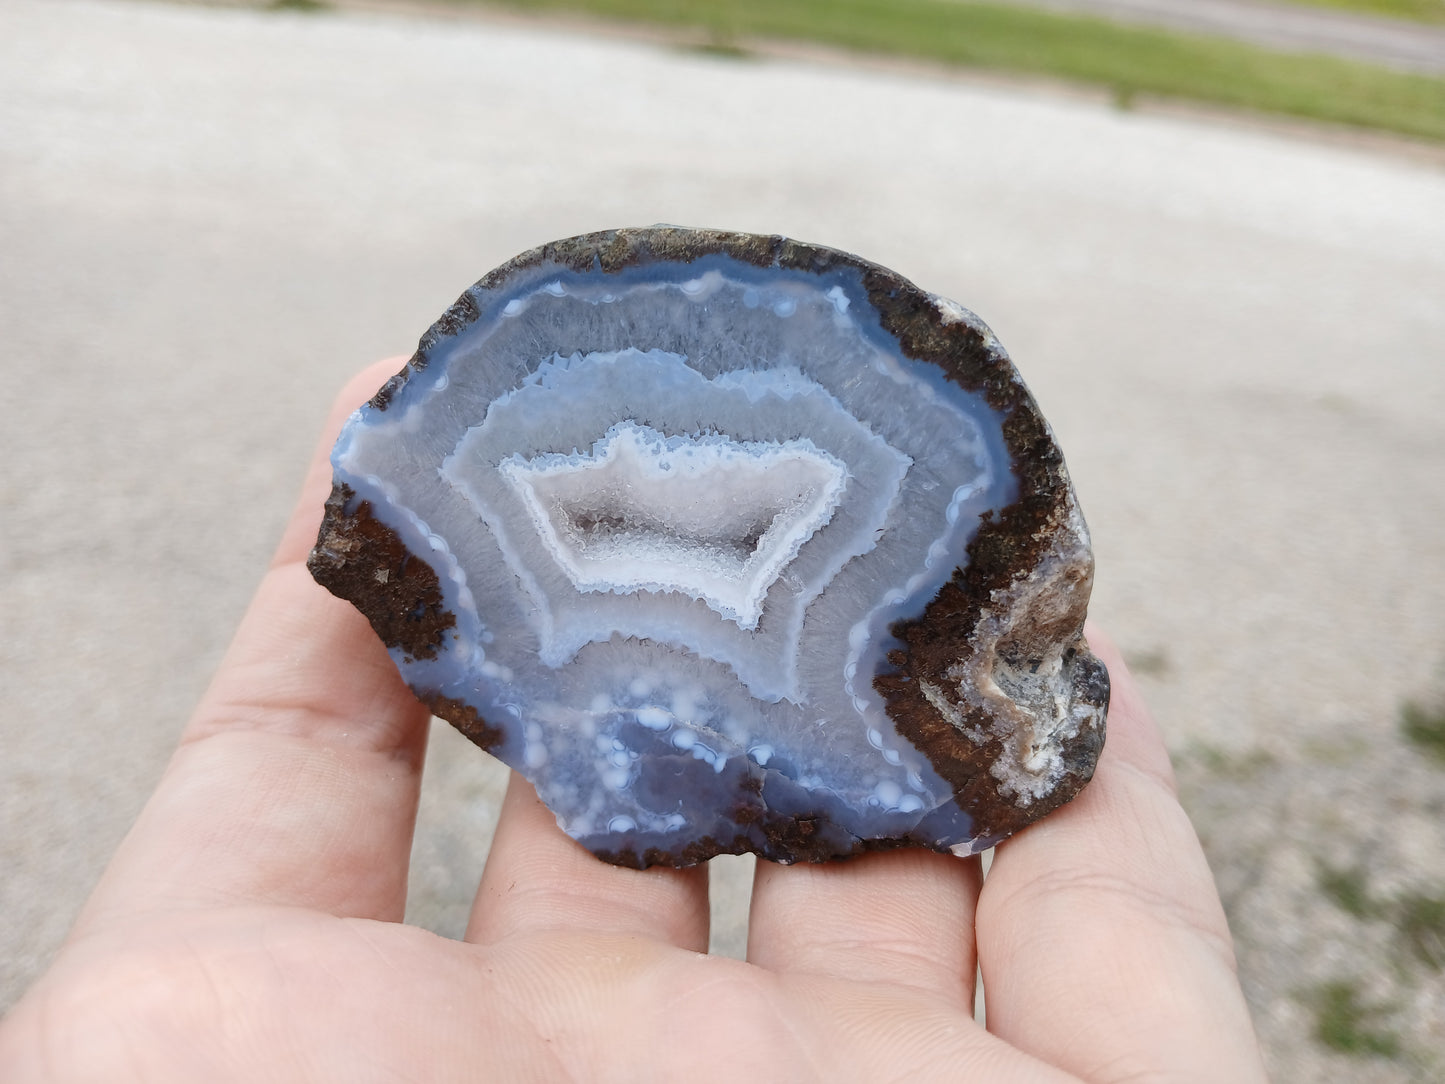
xmin=1282 ymin=0 xmax=1445 ymax=24
xmin=466 ymin=0 xmax=1445 ymax=142
xmin=1309 ymin=979 xmax=1402 ymax=1057
xmin=1402 ymin=701 xmax=1445 ymax=761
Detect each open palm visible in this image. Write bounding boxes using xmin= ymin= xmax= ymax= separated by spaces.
xmin=0 ymin=363 xmax=1266 ymax=1082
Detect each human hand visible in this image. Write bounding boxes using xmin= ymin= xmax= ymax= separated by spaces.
xmin=0 ymin=360 xmax=1267 ymax=1082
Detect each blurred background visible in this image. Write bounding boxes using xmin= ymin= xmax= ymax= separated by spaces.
xmin=1 ymin=0 xmax=1442 ymax=1077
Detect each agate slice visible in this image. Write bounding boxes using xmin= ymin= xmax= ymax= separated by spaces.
xmin=309 ymin=227 xmax=1108 ymax=867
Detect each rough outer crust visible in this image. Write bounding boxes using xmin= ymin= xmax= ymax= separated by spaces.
xmin=316 ymin=226 xmax=1110 ymax=859
xmin=591 ymin=769 xmax=924 ymax=868
xmin=592 ymin=825 xmax=909 ymax=871
xmin=424 ymin=693 xmax=504 ymax=752
xmin=876 ymin=491 xmax=1108 ymax=841
xmin=308 ymin=483 xmax=455 ymax=663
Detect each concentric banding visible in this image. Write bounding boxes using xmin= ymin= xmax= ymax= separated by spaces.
xmin=310 ymin=227 xmax=1108 ymax=866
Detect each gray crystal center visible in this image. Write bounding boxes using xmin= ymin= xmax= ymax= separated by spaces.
xmin=497 ymin=422 xmax=848 ymax=629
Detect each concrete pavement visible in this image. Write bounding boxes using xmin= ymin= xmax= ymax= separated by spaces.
xmin=2 ymin=1 xmax=1443 ymax=1076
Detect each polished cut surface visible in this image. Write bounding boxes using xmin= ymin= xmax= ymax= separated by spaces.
xmin=309 ymin=227 xmax=1108 ymax=866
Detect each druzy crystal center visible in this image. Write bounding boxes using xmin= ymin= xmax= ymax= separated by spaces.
xmin=497 ymin=421 xmax=848 ymax=629
xmin=309 ymin=227 xmax=1109 ymax=867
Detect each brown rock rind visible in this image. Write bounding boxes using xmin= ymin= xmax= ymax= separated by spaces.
xmin=591 ymin=826 xmax=911 ymax=871
xmin=874 ymin=495 xmax=1108 ymax=840
xmin=424 ymin=693 xmax=504 ymax=752
xmin=365 ymin=226 xmax=1020 ymax=415
xmin=590 ymin=769 xmax=930 ymax=868
xmin=339 ymin=226 xmax=1109 ymax=855
xmin=308 ymin=483 xmax=456 ymax=662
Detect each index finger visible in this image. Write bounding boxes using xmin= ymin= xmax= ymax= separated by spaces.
xmin=975 ymin=624 xmax=1267 ymax=1081
xmin=76 ymin=359 xmax=435 ymax=930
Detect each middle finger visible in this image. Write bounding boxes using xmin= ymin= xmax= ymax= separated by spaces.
xmin=748 ymin=847 xmax=984 ymax=1008
xmin=465 ymin=774 xmax=711 ymax=952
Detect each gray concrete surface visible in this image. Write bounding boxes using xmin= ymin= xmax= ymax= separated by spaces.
xmin=2 ymin=0 xmax=1444 ymax=1077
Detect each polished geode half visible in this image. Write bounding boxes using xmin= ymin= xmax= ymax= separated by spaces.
xmin=309 ymin=227 xmax=1108 ymax=867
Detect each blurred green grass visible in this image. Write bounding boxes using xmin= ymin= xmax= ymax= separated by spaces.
xmin=465 ymin=0 xmax=1445 ymax=142
xmin=1286 ymin=0 xmax=1445 ymax=23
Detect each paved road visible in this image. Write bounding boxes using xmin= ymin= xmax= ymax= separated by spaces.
xmin=976 ymin=0 xmax=1445 ymax=75
xmin=2 ymin=1 xmax=1443 ymax=1077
